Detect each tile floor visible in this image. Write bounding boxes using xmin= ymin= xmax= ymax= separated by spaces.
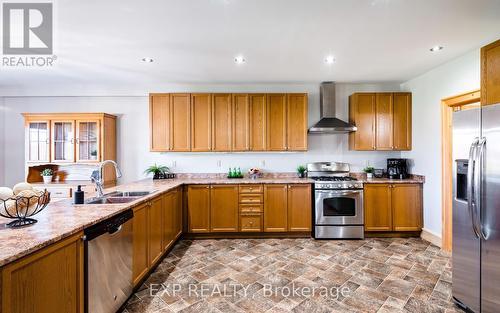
xmin=122 ymin=238 xmax=461 ymax=313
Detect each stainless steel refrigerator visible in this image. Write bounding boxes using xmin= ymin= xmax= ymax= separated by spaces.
xmin=452 ymin=103 xmax=500 ymax=312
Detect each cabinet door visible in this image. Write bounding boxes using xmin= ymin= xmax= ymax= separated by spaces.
xmin=150 ymin=94 xmax=170 ymax=151
xmin=212 ymin=94 xmax=232 ymax=151
xmin=287 ymin=184 xmax=311 ymax=231
xmin=266 ymin=94 xmax=287 ymax=151
xmin=349 ymin=94 xmax=376 ymax=150
xmin=232 ymin=94 xmax=250 ymax=151
xmin=393 ymin=93 xmax=412 ymax=150
xmin=132 ymin=203 xmax=149 ymax=286
xmin=26 ymin=121 xmax=50 ymax=162
xmin=51 ymin=120 xmax=75 ymax=162
xmin=173 ymin=187 xmax=183 ymax=239
xmin=170 ymin=94 xmax=191 ymax=151
xmin=264 ymin=184 xmax=288 ymax=232
xmin=149 ymin=197 xmax=163 ymax=266
xmin=191 ymin=94 xmax=212 ymax=151
xmin=364 ymin=184 xmax=392 ymax=231
xmin=1 ymin=233 xmax=83 ymax=313
xmin=76 ymin=120 xmax=100 ymax=162
xmin=287 ymin=94 xmax=308 ymax=151
xmin=187 ymin=185 xmax=211 ymax=233
xmin=210 ymin=185 xmax=239 ymax=232
xmin=392 ymin=184 xmax=422 ymax=231
xmin=375 ymin=93 xmax=393 ymax=150
xmin=162 ymin=191 xmax=175 ymax=251
xmin=481 ymin=40 xmax=500 ymax=105
xmin=249 ymin=94 xmax=267 ymax=151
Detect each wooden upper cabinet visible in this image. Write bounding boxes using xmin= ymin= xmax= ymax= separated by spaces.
xmin=375 ymin=93 xmax=393 ymax=150
xmin=350 ymin=92 xmax=412 ymax=151
xmin=481 ymin=39 xmax=500 ymax=106
xmin=26 ymin=120 xmax=50 ymax=162
xmin=170 ymin=94 xmax=191 ymax=151
xmin=212 ymin=94 xmax=232 ymax=151
xmin=249 ymin=94 xmax=267 ymax=151
xmin=364 ymin=184 xmax=392 ymax=231
xmin=210 ymin=185 xmax=239 ymax=232
xmin=1 ymin=232 xmax=84 ymax=313
xmin=75 ymin=120 xmax=100 ymax=163
xmin=191 ymin=94 xmax=212 ymax=151
xmin=232 ymin=94 xmax=250 ymax=151
xmin=266 ymin=94 xmax=287 ymax=151
xmin=287 ymin=94 xmax=308 ymax=151
xmin=287 ymin=184 xmax=311 ymax=231
xmin=349 ymin=93 xmax=376 ymax=150
xmin=392 ymin=184 xmax=422 ymax=231
xmin=187 ymin=185 xmax=211 ymax=233
xmin=264 ymin=184 xmax=288 ymax=232
xmin=393 ymin=93 xmax=412 ymax=150
xmin=51 ymin=120 xmax=75 ymax=162
xmin=150 ymin=94 xmax=170 ymax=151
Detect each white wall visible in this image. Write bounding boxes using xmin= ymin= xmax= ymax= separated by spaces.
xmin=400 ymin=49 xmax=481 ymax=237
xmin=1 ymin=82 xmax=401 ymax=187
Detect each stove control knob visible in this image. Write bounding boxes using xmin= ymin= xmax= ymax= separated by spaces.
xmin=337 ymin=184 xmax=342 ymax=188
xmin=349 ymin=184 xmax=353 ymax=188
xmin=328 ymin=184 xmax=333 ymax=188
xmin=354 ymin=184 xmax=359 ymax=188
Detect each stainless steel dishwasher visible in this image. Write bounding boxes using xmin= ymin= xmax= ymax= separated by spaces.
xmin=84 ymin=209 xmax=134 ymax=313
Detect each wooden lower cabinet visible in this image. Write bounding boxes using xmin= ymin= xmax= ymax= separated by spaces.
xmin=173 ymin=188 xmax=183 ymax=240
xmin=392 ymin=184 xmax=423 ymax=231
xmin=364 ymin=184 xmax=392 ymax=231
xmin=1 ymin=232 xmax=85 ymax=313
xmin=287 ymin=184 xmax=312 ymax=231
xmin=149 ymin=196 xmax=164 ymax=266
xmin=132 ymin=202 xmax=149 ymax=286
xmin=187 ymin=185 xmax=211 ymax=233
xmin=210 ymin=185 xmax=239 ymax=232
xmin=264 ymin=184 xmax=288 ymax=232
xmin=364 ymin=183 xmax=422 ymax=232
xmin=163 ymin=191 xmax=175 ymax=251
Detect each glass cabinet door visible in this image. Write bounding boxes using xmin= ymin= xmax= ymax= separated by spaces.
xmin=27 ymin=121 xmax=50 ymax=162
xmin=51 ymin=121 xmax=75 ymax=162
xmin=76 ymin=121 xmax=100 ymax=162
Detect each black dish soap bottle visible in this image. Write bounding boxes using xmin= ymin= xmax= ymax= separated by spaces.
xmin=74 ymin=185 xmax=85 ymax=204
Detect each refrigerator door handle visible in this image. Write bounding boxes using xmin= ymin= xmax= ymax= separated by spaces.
xmin=475 ymin=137 xmax=487 ymax=240
xmin=467 ymin=137 xmax=480 ymax=238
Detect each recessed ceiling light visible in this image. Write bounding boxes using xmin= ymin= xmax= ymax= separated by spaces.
xmin=325 ymin=55 xmax=335 ymax=64
xmin=430 ymin=46 xmax=444 ymax=52
xmin=142 ymin=57 xmax=154 ymax=63
xmin=234 ymin=56 xmax=245 ymax=64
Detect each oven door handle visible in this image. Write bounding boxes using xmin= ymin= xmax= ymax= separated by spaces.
xmin=315 ymin=190 xmax=363 ymax=196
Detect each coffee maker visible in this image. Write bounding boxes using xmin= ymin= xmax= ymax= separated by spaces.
xmin=387 ymin=158 xmax=409 ymax=179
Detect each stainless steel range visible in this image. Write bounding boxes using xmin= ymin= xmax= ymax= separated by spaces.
xmin=308 ymin=162 xmax=364 ymax=239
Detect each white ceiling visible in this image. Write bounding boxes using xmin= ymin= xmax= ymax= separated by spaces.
xmin=1 ymin=0 xmax=500 ymax=95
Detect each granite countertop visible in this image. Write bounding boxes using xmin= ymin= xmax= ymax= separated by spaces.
xmin=0 ymin=175 xmax=313 ymax=267
xmin=354 ymin=174 xmax=425 ymax=184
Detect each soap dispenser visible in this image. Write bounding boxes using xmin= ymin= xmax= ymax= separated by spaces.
xmin=74 ymin=185 xmax=85 ymax=204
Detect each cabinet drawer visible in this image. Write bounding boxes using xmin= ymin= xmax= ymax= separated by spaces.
xmin=239 ymin=204 xmax=263 ymax=213
xmin=239 ymin=185 xmax=263 ymax=194
xmin=239 ymin=214 xmax=262 ymax=232
xmin=239 ymin=194 xmax=263 ymax=204
xmin=35 ymin=187 xmax=72 ymax=198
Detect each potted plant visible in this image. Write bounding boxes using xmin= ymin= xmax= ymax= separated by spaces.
xmin=144 ymin=164 xmax=169 ymax=179
xmin=297 ymin=165 xmax=307 ymax=178
xmin=363 ymin=166 xmax=375 ymax=179
xmin=40 ymin=168 xmax=53 ymax=184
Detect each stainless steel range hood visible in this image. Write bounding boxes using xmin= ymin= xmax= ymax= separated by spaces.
xmin=308 ymin=82 xmax=357 ymax=134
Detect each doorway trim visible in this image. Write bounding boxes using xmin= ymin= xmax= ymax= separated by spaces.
xmin=441 ymin=90 xmax=480 ymax=252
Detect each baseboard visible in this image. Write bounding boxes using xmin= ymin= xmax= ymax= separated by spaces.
xmin=421 ymin=228 xmax=442 ymax=248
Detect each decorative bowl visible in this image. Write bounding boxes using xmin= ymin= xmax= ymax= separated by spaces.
xmin=0 ymin=190 xmax=51 ymax=228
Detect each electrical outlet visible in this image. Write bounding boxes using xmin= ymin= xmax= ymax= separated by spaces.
xmin=217 ymin=160 xmax=222 ymax=167
xmin=172 ymin=160 xmax=177 ymax=167
xmin=261 ymin=160 xmax=266 ymax=167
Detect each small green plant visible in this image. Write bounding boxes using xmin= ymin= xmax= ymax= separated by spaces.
xmin=40 ymin=168 xmax=53 ymax=176
xmin=363 ymin=166 xmax=375 ymax=174
xmin=144 ymin=164 xmax=169 ymax=176
xmin=297 ymin=165 xmax=307 ymax=174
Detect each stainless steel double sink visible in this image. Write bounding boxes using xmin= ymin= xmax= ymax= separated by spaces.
xmin=85 ymin=191 xmax=155 ymax=204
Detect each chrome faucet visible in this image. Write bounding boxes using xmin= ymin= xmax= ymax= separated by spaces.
xmin=90 ymin=160 xmax=122 ymax=197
